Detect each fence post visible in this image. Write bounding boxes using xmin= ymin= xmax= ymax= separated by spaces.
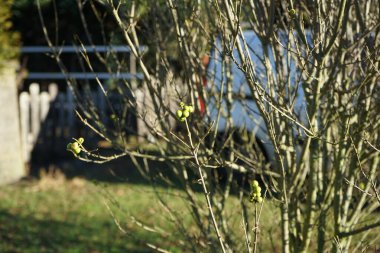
xmin=66 ymin=88 xmax=74 ymax=136
xmin=136 ymin=81 xmax=157 ymax=142
xmin=135 ymin=88 xmax=145 ymax=142
xmin=0 ymin=61 xmax=25 ymax=184
xmin=96 ymin=86 xmax=106 ymax=123
xmin=57 ymin=93 xmax=65 ymax=137
xmin=130 ymin=53 xmax=137 ymax=90
xmin=19 ymin=92 xmax=31 ymax=162
xmin=40 ymin=92 xmax=50 ymax=122
xmin=45 ymin=83 xmax=58 ymax=141
xmin=29 ymin=83 xmax=40 ymax=143
xmin=48 ymin=83 xmax=58 ymax=101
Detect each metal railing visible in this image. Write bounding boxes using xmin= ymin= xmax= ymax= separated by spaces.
xmin=21 ymin=45 xmax=145 ymax=81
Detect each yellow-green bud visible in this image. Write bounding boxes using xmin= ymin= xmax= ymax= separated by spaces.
xmin=249 ymin=180 xmax=263 ymax=203
xmin=252 ymin=180 xmax=259 ymax=187
xmin=182 ymin=109 xmax=190 ymax=118
xmin=179 ymin=102 xmax=185 ymax=108
xmin=73 ymin=147 xmax=81 ymax=154
xmin=72 ymin=142 xmax=79 ymax=149
xmin=67 ymin=143 xmax=72 ymax=150
xmin=78 ymin=137 xmax=84 ymax=144
xmin=176 ymin=110 xmax=183 ymax=119
xmin=289 ymin=9 xmax=296 ymax=17
xmin=179 ymin=117 xmax=186 ymax=122
xmin=185 ymin=105 xmax=194 ymax=113
xmin=71 ymin=142 xmax=81 ymax=154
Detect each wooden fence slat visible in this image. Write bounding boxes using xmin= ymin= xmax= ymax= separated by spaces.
xmin=29 ymin=83 xmax=40 ymax=144
xmin=135 ymin=88 xmax=145 ymax=142
xmin=96 ymin=86 xmax=106 ymax=123
xmin=40 ymin=92 xmax=50 ymax=122
xmin=48 ymin=83 xmax=59 ymax=139
xmin=27 ymin=134 xmax=34 ymax=161
xmin=19 ymin=92 xmax=30 ymax=162
xmin=135 ymin=82 xmax=157 ymax=142
xmin=57 ymin=93 xmax=65 ymax=137
xmin=19 ymin=75 xmax=151 ymax=161
xmin=130 ymin=54 xmax=137 ymax=90
xmin=66 ymin=89 xmax=74 ymax=127
xmin=48 ymin=83 xmax=58 ymax=102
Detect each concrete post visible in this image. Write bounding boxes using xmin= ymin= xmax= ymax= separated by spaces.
xmin=0 ymin=61 xmax=25 ymax=185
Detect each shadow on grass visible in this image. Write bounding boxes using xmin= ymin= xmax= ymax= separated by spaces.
xmin=28 ymin=137 xmax=204 ymax=191
xmin=29 ymin=151 xmax=251 ymax=197
xmin=28 ymin=134 xmax=249 ymax=195
xmin=29 ymin=154 xmax=177 ymax=186
xmin=0 ymin=209 xmax=154 ymax=253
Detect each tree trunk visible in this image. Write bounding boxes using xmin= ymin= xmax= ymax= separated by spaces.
xmin=0 ymin=61 xmax=25 ymax=185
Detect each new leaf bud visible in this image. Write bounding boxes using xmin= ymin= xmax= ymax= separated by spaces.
xmin=182 ymin=109 xmax=190 ymax=118
xmin=176 ymin=110 xmax=183 ymax=119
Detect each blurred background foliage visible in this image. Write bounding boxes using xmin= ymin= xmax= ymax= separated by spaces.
xmin=11 ymin=0 xmax=213 ymax=77
xmin=12 ymin=0 xmax=103 ymax=45
xmin=0 ymin=0 xmax=20 ymax=65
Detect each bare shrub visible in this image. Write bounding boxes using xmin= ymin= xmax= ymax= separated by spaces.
xmin=39 ymin=0 xmax=380 ymax=252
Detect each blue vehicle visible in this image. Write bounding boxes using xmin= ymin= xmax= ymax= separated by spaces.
xmin=205 ymin=30 xmax=308 ymax=161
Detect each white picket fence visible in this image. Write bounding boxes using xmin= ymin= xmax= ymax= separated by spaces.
xmin=18 ymin=74 xmax=182 ymax=162
xmin=18 ymin=45 xmax=156 ymax=162
xmin=18 ymin=82 xmax=168 ymax=162
xmin=19 ymin=83 xmax=75 ymax=162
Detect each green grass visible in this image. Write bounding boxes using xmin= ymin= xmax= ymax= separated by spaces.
xmin=9 ymin=163 xmax=379 ymax=253
xmin=0 ymin=170 xmax=283 ymax=253
xmin=0 ymin=174 xmax=182 ymax=253
xmin=1 ymin=171 xmax=378 ymax=253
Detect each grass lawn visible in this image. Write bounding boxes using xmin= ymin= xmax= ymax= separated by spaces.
xmin=2 ymin=165 xmax=376 ymax=252
xmin=0 ymin=167 xmax=283 ymax=253
xmin=1 ymin=134 xmax=378 ymax=252
xmin=0 ymin=172 xmax=181 ymax=253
